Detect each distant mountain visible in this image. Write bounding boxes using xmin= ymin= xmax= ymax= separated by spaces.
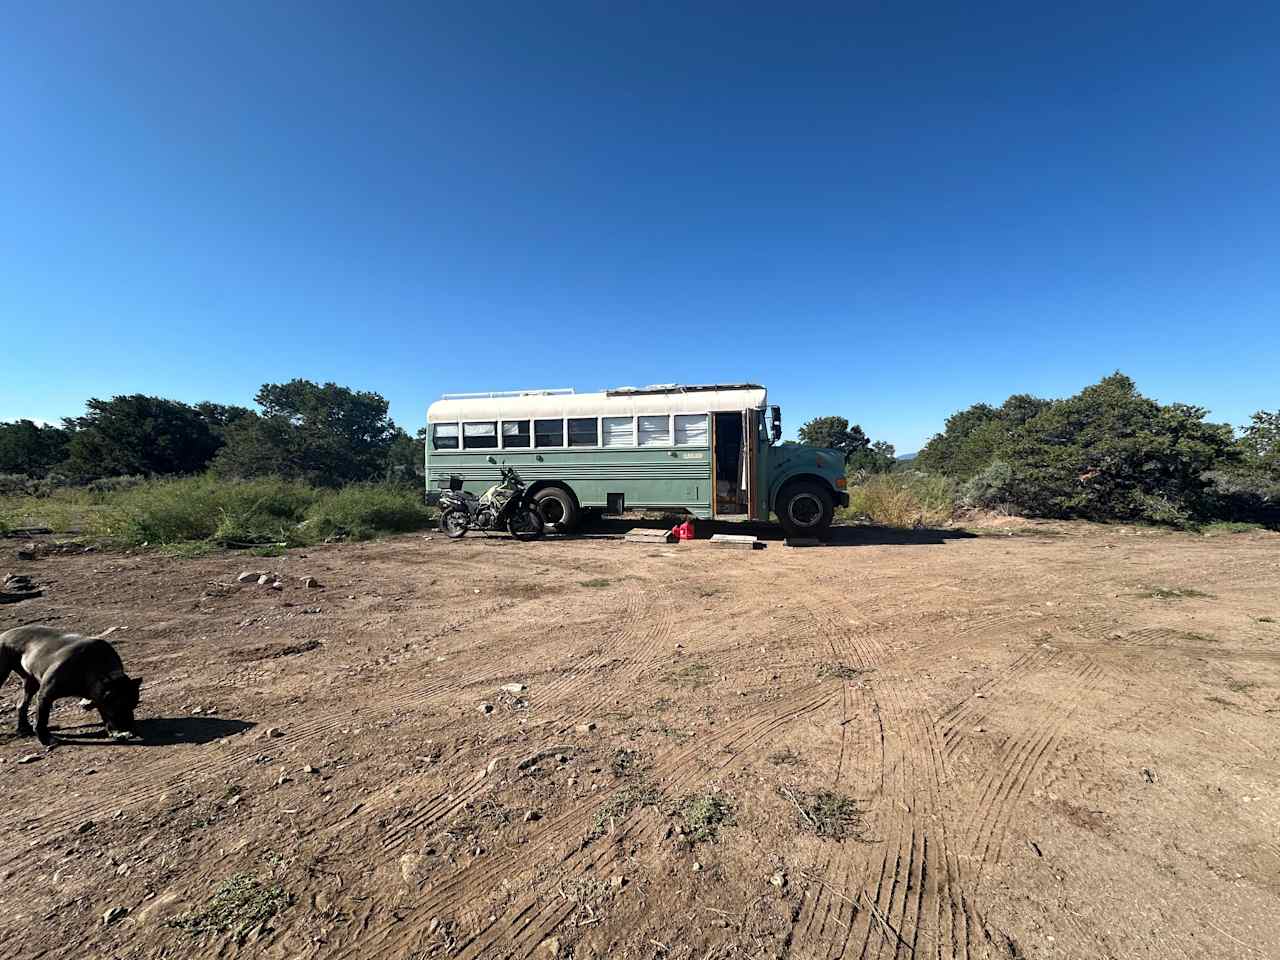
xmin=896 ymin=452 xmax=918 ymax=462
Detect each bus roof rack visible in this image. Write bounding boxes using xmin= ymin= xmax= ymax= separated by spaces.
xmin=440 ymin=388 xmax=575 ymax=400
xmin=605 ymin=383 xmax=764 ymax=396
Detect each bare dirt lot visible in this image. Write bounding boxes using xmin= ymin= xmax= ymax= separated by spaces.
xmin=3 ymin=520 xmax=1279 ymax=960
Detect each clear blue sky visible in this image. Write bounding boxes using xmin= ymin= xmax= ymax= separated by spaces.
xmin=2 ymin=2 xmax=1277 ymax=451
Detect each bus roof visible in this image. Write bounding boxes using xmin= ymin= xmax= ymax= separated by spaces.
xmin=427 ymin=384 xmax=768 ymax=422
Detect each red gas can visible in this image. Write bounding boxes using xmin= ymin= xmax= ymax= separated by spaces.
xmin=671 ymin=520 xmax=696 ymax=541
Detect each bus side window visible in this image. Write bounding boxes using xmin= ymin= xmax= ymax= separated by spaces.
xmin=674 ymin=414 xmax=708 ymax=446
xmin=567 ymin=417 xmax=598 ymax=447
xmin=433 ymin=423 xmax=459 ymax=450
xmin=535 ymin=418 xmax=564 ymax=447
xmin=502 ymin=420 xmax=531 ymax=448
xmin=637 ymin=415 xmax=670 ymax=446
xmin=462 ymin=422 xmax=498 ymax=449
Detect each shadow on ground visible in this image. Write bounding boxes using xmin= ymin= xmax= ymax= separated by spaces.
xmin=567 ymin=517 xmax=977 ymax=547
xmin=47 ymin=715 xmax=255 ymax=747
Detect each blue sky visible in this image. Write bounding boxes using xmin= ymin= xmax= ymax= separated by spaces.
xmin=2 ymin=2 xmax=1276 ymax=451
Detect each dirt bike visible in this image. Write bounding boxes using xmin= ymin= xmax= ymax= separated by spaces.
xmin=438 ymin=467 xmax=544 ymax=541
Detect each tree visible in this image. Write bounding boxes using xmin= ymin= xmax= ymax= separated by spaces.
xmin=917 ymin=394 xmax=1051 ymax=480
xmin=797 ymin=416 xmax=871 ymax=456
xmin=0 ymin=420 xmax=73 ymax=477
xmin=1238 ymin=410 xmax=1280 ymax=474
xmin=999 ymin=373 xmax=1235 ymax=524
xmin=847 ymin=439 xmax=897 ymax=474
xmin=212 ymin=380 xmax=400 ymax=486
xmin=64 ymin=395 xmax=222 ymax=479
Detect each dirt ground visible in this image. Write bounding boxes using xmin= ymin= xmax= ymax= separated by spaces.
xmin=2 ymin=519 xmax=1279 ymax=960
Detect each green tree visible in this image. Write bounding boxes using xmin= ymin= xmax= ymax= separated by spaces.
xmin=847 ymin=439 xmax=897 ymax=474
xmin=797 ymin=416 xmax=871 ymax=456
xmin=64 ymin=395 xmax=222 ymax=479
xmin=917 ymin=394 xmax=1051 ymax=480
xmin=0 ymin=419 xmax=73 ymax=477
xmin=1238 ymin=410 xmax=1280 ymax=474
xmin=212 ymin=380 xmax=399 ymax=486
xmin=1000 ymin=373 xmax=1235 ymax=524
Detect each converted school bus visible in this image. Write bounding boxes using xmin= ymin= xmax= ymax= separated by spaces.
xmin=425 ymin=384 xmax=849 ymax=537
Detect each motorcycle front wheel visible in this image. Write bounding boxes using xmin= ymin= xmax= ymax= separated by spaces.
xmin=507 ymin=506 xmax=544 ymax=542
xmin=440 ymin=508 xmax=469 ymax=539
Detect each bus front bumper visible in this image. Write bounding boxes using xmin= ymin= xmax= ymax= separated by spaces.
xmin=834 ymin=491 xmax=849 ymax=508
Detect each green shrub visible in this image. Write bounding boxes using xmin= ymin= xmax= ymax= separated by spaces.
xmin=301 ymin=483 xmax=433 ymax=542
xmin=94 ymin=476 xmax=318 ymax=546
xmin=959 ymin=459 xmax=1015 ymax=509
xmin=843 ymin=472 xmax=956 ymax=528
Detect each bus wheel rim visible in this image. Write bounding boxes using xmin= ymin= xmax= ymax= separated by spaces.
xmin=789 ymin=493 xmax=822 ymax=527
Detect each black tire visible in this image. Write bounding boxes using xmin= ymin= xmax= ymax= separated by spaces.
xmin=775 ymin=480 xmax=834 ymax=537
xmin=507 ymin=506 xmax=544 ymax=542
xmin=439 ymin=508 xmax=468 ymax=539
xmin=532 ymin=487 xmax=578 ymax=534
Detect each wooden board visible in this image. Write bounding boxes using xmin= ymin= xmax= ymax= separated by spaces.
xmin=709 ymin=533 xmax=760 ymax=550
xmin=625 ymin=528 xmax=676 ymax=544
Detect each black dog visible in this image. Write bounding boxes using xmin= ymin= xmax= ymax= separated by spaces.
xmin=0 ymin=625 xmax=141 ymax=746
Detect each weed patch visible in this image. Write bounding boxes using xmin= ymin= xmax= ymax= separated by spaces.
xmin=664 ymin=662 xmax=714 ymax=688
xmin=588 ymin=783 xmax=661 ymax=840
xmin=579 ymin=578 xmax=612 ymax=588
xmin=676 ymin=793 xmax=735 ymax=843
xmin=1139 ymin=586 xmax=1214 ymax=601
xmin=779 ymin=787 xmax=865 ymax=840
xmin=168 ymin=874 xmax=289 ymax=943
xmin=767 ymin=748 xmax=803 ymax=766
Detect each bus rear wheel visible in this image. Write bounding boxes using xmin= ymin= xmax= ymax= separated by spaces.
xmin=776 ymin=481 xmax=834 ymax=538
xmin=533 ymin=487 xmax=578 ymax=534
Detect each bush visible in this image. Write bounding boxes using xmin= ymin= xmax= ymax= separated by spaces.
xmin=959 ymin=460 xmax=1015 ymax=509
xmin=94 ymin=476 xmax=319 ymax=546
xmin=302 ymin=484 xmax=434 ymax=542
xmin=843 ymin=472 xmax=956 ymax=528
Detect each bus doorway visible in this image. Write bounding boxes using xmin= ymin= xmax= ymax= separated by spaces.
xmin=712 ymin=411 xmax=748 ymax=516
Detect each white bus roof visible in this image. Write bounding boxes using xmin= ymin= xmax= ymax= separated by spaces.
xmin=427 ymin=384 xmax=767 ymax=422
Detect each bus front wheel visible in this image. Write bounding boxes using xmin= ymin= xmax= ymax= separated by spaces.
xmin=776 ymin=481 xmax=834 ymax=538
xmin=533 ymin=487 xmax=578 ymax=534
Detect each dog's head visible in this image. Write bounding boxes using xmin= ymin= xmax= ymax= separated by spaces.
xmin=98 ymin=675 xmax=142 ymax=735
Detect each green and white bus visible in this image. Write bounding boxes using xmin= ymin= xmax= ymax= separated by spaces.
xmin=425 ymin=383 xmax=849 ymax=537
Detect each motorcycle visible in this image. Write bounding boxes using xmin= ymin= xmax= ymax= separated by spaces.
xmin=438 ymin=467 xmax=544 ymax=541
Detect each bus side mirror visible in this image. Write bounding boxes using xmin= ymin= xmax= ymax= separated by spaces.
xmin=770 ymin=406 xmax=782 ymax=443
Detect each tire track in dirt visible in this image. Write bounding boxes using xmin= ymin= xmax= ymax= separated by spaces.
xmin=956 ymin=656 xmax=1104 ymax=891
xmin=337 ymin=685 xmax=839 ymax=959
xmin=793 ymin=591 xmax=987 ymax=960
xmin=377 ymin=588 xmax=669 ymax=852
xmin=0 ymin=591 xmax=597 ymax=865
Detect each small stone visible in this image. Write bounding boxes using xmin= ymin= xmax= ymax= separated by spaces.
xmin=17 ymin=754 xmax=40 ymax=764
xmin=567 ymin=777 xmax=578 ymax=787
xmin=237 ymin=571 xmax=266 ymax=583
xmin=227 ymin=795 xmax=243 ymax=806
xmin=277 ymin=773 xmax=291 ymax=786
xmin=103 ymin=906 xmax=128 ymax=926
xmin=473 ymin=589 xmax=481 ymax=595
xmin=523 ymin=810 xmax=541 ymax=823
xmin=486 ymin=758 xmax=502 ymax=776
xmin=974 ymin=726 xmax=985 ymax=734
xmin=16 ymin=548 xmax=36 ymax=561
xmin=265 ymin=726 xmax=285 ymax=739
xmin=574 ymin=722 xmax=596 ymax=734
xmin=555 ymin=753 xmax=568 ymax=764
xmin=541 ymin=937 xmax=561 ymax=955
xmin=770 ymin=870 xmax=786 ymax=889
xmin=479 ymin=702 xmax=495 ymax=715
xmin=302 ymin=764 xmax=317 ymax=775
xmin=270 ymin=581 xmax=283 ymax=591
xmin=500 ymin=683 xmax=527 ymax=694
xmin=400 ymin=853 xmax=422 ymax=884
xmin=77 ymin=820 xmax=95 ymax=834
xmin=611 ymin=875 xmax=626 ymax=889
xmin=257 ymin=574 xmax=272 ymax=586
xmin=692 ymin=862 xmax=703 ymax=873
xmin=301 ymin=576 xmax=322 ymax=589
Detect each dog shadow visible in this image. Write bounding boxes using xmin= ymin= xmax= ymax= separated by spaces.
xmin=49 ymin=716 xmax=255 ymax=747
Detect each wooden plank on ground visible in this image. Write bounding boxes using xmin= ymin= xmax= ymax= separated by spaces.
xmin=709 ymin=533 xmax=760 ymax=550
xmin=625 ymin=528 xmax=676 ymax=544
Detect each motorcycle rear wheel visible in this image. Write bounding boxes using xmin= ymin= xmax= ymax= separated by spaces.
xmin=507 ymin=506 xmax=544 ymax=542
xmin=440 ymin=508 xmax=469 ymax=539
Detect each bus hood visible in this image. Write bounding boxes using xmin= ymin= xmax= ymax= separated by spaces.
xmin=772 ymin=444 xmax=847 ymax=473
